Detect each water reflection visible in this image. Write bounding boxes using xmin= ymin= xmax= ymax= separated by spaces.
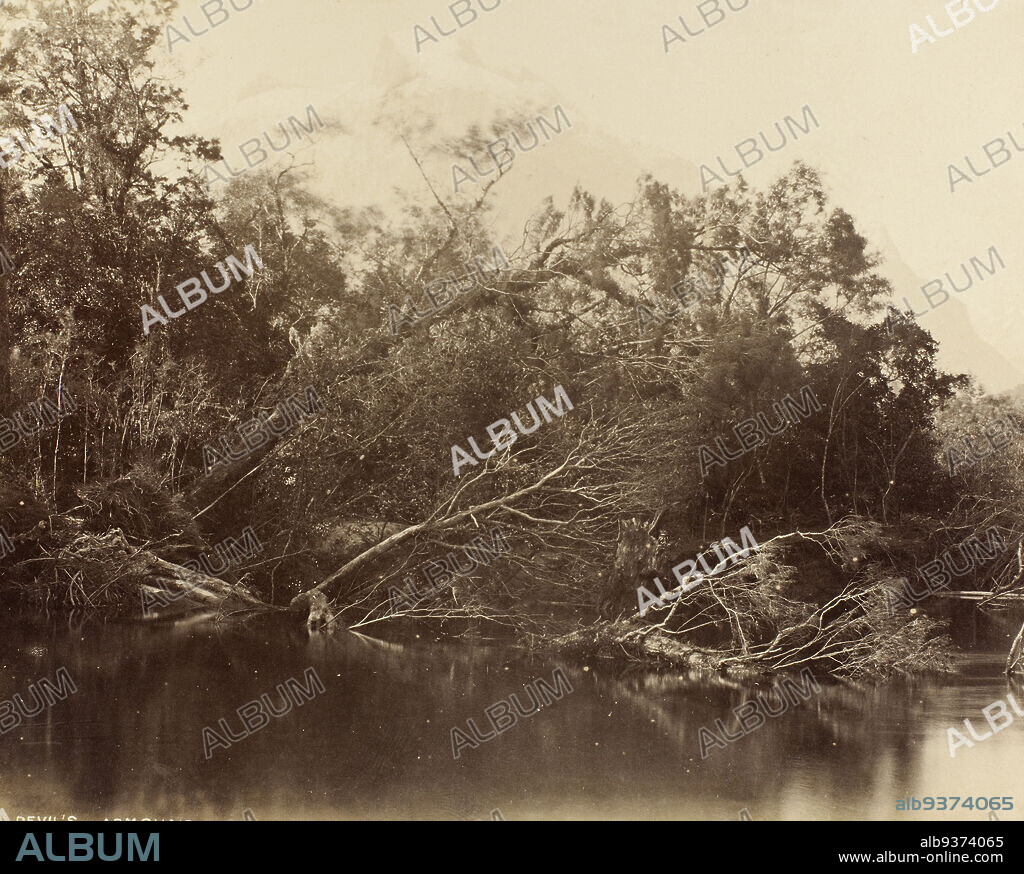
xmin=0 ymin=607 xmax=1021 ymax=821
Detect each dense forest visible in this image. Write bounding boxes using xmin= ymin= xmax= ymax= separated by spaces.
xmin=2 ymin=0 xmax=1022 ymax=681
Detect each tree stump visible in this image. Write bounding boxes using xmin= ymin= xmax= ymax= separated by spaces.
xmin=289 ymin=588 xmax=332 ymax=631
xmin=598 ymin=516 xmax=660 ymax=620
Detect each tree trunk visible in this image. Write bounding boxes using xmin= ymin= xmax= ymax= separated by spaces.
xmin=185 ymin=402 xmax=304 ymax=519
xmin=1006 ymin=617 xmax=1024 ymax=676
xmin=133 ymin=550 xmax=264 ymax=608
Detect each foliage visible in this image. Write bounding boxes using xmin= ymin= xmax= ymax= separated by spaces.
xmin=0 ymin=0 xmax=1013 ymax=680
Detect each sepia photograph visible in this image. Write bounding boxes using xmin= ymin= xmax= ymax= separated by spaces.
xmin=0 ymin=0 xmax=1021 ymax=848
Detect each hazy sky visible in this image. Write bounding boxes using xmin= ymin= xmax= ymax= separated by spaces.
xmin=156 ymin=0 xmax=1024 ymax=390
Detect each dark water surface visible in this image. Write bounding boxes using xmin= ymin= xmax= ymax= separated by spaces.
xmin=1 ymin=607 xmax=1022 ymax=821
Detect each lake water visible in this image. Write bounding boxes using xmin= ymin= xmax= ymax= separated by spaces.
xmin=0 ymin=604 xmax=1022 ymax=821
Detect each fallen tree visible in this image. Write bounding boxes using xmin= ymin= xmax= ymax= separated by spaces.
xmin=552 ymin=517 xmax=958 ymax=679
xmin=289 ymin=418 xmax=651 ymax=630
xmin=15 ymin=528 xmax=263 ymax=614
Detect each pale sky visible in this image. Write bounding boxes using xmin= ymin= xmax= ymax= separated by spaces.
xmin=156 ymin=0 xmax=1024 ymax=391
